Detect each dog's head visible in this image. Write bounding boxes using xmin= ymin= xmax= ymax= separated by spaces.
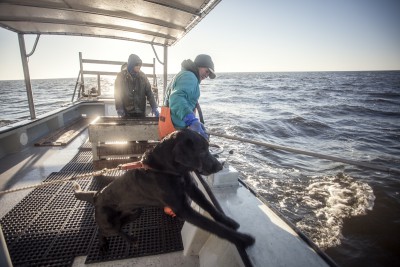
xmin=142 ymin=129 xmax=222 ymax=175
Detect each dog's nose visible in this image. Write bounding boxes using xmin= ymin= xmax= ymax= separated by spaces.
xmin=200 ymin=155 xmax=223 ymax=176
xmin=214 ymin=160 xmax=223 ymax=172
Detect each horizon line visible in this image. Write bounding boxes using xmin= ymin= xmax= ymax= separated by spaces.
xmin=1 ymin=69 xmax=399 ymax=81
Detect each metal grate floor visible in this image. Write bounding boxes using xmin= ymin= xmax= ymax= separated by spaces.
xmin=0 ymin=141 xmax=184 ymax=266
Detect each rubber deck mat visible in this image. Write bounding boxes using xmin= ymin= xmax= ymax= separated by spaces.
xmin=85 ymin=208 xmax=184 ymax=264
xmin=0 ymin=143 xmax=184 ymax=266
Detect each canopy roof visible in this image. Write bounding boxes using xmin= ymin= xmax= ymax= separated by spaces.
xmin=0 ymin=0 xmax=221 ymax=46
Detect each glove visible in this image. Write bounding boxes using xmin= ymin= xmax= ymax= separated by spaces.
xmin=152 ymin=107 xmax=160 ymax=117
xmin=184 ymin=113 xmax=208 ymax=140
xmin=117 ymin=109 xmax=125 ymax=117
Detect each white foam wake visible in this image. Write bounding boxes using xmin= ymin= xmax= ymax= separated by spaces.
xmin=296 ymin=173 xmax=375 ymax=249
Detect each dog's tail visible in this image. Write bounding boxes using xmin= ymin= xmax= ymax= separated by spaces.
xmin=72 ymin=182 xmax=96 ymax=204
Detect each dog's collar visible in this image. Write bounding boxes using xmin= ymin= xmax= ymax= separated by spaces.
xmin=118 ymin=161 xmax=150 ymax=171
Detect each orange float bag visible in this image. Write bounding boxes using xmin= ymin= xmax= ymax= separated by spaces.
xmin=158 ymin=106 xmax=176 ymax=140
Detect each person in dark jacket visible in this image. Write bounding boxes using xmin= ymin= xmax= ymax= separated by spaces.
xmin=114 ymin=54 xmax=159 ymax=118
xmin=162 ymin=54 xmax=216 ymax=139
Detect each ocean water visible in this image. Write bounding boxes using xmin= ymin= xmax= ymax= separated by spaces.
xmin=1 ymin=71 xmax=400 ymax=267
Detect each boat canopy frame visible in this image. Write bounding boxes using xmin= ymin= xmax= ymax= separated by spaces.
xmin=0 ymin=0 xmax=221 ymax=119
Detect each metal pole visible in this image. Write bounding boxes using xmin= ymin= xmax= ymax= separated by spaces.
xmin=71 ymin=70 xmax=81 ymax=102
xmin=163 ymin=45 xmax=168 ymax=103
xmin=18 ymin=33 xmax=36 ymax=119
xmin=79 ymin=52 xmax=85 ymax=94
xmin=209 ymin=131 xmax=400 ymax=175
xmin=97 ymin=74 xmax=101 ymax=95
xmin=153 ymin=58 xmax=156 ymax=83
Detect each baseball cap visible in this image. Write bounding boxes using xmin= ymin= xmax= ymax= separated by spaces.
xmin=194 ymin=54 xmax=216 ymax=79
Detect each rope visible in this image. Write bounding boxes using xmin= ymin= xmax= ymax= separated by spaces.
xmin=209 ymin=131 xmax=400 ymax=175
xmin=0 ymin=167 xmax=119 ymax=196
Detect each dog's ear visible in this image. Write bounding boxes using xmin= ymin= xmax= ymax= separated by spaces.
xmin=172 ymin=136 xmax=201 ymax=169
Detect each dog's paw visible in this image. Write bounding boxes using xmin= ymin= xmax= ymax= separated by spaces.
xmin=99 ymin=239 xmax=110 ymax=254
xmin=238 ymin=233 xmax=256 ymax=248
xmin=128 ymin=235 xmax=139 ymax=247
xmin=72 ymin=181 xmax=81 ymax=191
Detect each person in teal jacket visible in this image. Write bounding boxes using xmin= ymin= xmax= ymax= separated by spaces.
xmin=164 ymin=54 xmax=216 ymax=139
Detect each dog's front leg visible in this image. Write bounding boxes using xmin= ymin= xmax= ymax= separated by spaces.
xmin=175 ymin=202 xmax=255 ymax=248
xmin=184 ymin=175 xmax=239 ymax=230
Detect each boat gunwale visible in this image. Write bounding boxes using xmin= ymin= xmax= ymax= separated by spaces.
xmin=0 ymin=101 xmax=102 ymax=136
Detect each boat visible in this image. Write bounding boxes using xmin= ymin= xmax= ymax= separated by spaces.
xmin=0 ymin=1 xmax=338 ymax=266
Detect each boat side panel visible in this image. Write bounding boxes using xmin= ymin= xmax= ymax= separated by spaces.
xmin=212 ymin=183 xmax=330 ymax=267
xmin=0 ymin=102 xmax=106 ymax=159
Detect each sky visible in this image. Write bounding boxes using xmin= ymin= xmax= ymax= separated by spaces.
xmin=0 ymin=0 xmax=399 ymax=80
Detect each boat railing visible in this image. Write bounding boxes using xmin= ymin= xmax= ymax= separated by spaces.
xmin=72 ymin=52 xmax=158 ymax=103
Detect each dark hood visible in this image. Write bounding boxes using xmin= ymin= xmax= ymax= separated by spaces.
xmin=181 ymin=59 xmax=200 ymax=83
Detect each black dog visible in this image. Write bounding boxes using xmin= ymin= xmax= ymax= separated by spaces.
xmin=73 ymin=129 xmax=255 ymax=251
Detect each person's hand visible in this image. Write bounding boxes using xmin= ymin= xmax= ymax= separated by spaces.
xmin=152 ymin=107 xmax=160 ymax=117
xmin=184 ymin=113 xmax=208 ymax=140
xmin=189 ymin=120 xmax=208 ymax=140
xmin=117 ymin=109 xmax=125 ymax=117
